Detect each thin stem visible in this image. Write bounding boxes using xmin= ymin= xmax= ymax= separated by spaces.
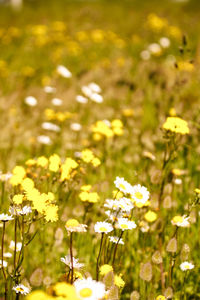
xmin=112 ymin=231 xmax=123 ymax=268
xmin=96 ymin=233 xmax=104 ymax=281
xmin=14 ymin=217 xmax=17 ymax=271
xmin=69 ymin=232 xmax=73 ymax=284
xmin=1 ymin=221 xmax=8 ymax=300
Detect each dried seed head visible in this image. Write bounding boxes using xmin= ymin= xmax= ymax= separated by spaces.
xmin=181 ymin=243 xmax=190 ymax=261
xmin=152 ymin=251 xmax=163 ymax=264
xmin=139 ymin=262 xmax=152 ymax=282
xmin=163 ymin=195 xmax=172 ymax=209
xmin=166 ymin=238 xmax=177 ymax=253
xmin=130 ymin=290 xmax=140 ymax=300
xmin=164 ymin=286 xmax=173 ymax=299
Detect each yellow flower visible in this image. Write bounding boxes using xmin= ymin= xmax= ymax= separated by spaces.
xmin=91 ymin=157 xmax=101 ymax=167
xmin=81 ymin=149 xmax=94 ymax=163
xmin=10 ymin=166 xmax=26 ymax=186
xmin=37 ymin=156 xmax=48 ymax=168
xmin=44 ymin=205 xmax=58 ymax=222
xmin=114 ymin=274 xmax=125 ymax=288
xmin=25 ymin=159 xmax=36 ymax=166
xmin=100 ymin=264 xmax=113 ymax=276
xmin=49 ymin=154 xmax=61 ymax=172
xmin=144 ymin=211 xmax=157 ymax=223
xmin=81 ymin=185 xmax=92 ymax=192
xmin=21 ymin=178 xmax=35 ymax=191
xmin=122 ymin=108 xmax=134 ymax=117
xmin=53 ymin=282 xmax=79 ymax=299
xmin=162 ymin=117 xmax=189 ymax=135
xmin=156 ymin=296 xmax=166 ymax=300
xmin=13 ymin=194 xmax=24 ymax=205
xmin=195 ymin=188 xmax=200 ymax=194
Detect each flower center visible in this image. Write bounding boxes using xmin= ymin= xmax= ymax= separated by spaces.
xmin=173 ymin=216 xmax=183 ymax=223
xmin=134 ymin=192 xmax=143 ymax=199
xmin=121 ymin=224 xmax=128 ymax=229
xmin=16 ymin=288 xmax=24 ymax=292
xmin=99 ymin=227 xmax=107 ymax=232
xmin=80 ymin=288 xmax=92 ymax=297
xmin=119 ymin=183 xmax=125 ymax=190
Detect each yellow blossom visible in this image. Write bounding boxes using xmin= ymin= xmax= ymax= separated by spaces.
xmin=144 ymin=211 xmax=157 ymax=223
xmin=162 ymin=117 xmax=189 ymax=135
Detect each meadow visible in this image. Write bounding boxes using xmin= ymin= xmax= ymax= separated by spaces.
xmin=0 ymin=0 xmax=200 ymax=299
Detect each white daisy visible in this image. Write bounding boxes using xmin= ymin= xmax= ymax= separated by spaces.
xmin=44 ymin=86 xmax=56 ymax=93
xmin=171 ymin=215 xmax=190 ymax=227
xmin=61 ymin=255 xmax=84 ymax=269
xmin=3 ymin=252 xmax=12 ymax=258
xmin=51 ymin=98 xmax=63 ymax=106
xmin=65 ymin=219 xmax=87 ymax=233
xmin=12 ymin=284 xmax=30 ymax=295
xmin=70 ymin=123 xmax=82 ymax=131
xmin=109 ymin=236 xmax=124 ymax=245
xmin=9 ymin=241 xmax=22 ymax=252
xmin=94 ymin=221 xmax=113 ymax=234
xmin=0 ymin=213 xmax=14 ymax=222
xmin=81 ymin=86 xmax=93 ymax=98
xmin=37 ymin=135 xmax=52 ymax=145
xmin=74 ymin=277 xmax=105 ymax=300
xmin=89 ymin=93 xmax=103 ymax=104
xmin=0 ymin=260 xmax=8 ymax=268
xmin=105 ymin=210 xmax=123 ymax=222
xmin=130 ymin=184 xmax=150 ymax=205
xmin=114 ymin=177 xmax=133 ymax=195
xmin=24 ymin=96 xmax=37 ymax=107
xmin=42 ymin=122 xmax=60 ymax=132
xmin=159 ymin=37 xmax=170 ymax=48
xmin=180 ymin=261 xmax=194 ymax=271
xmin=76 ymin=95 xmax=88 ymax=104
xmin=88 ymin=83 xmax=101 ymax=93
xmin=57 ymin=65 xmax=72 ymax=78
xmin=116 ymin=218 xmax=137 ymax=231
xmin=117 ymin=198 xmax=134 ymax=212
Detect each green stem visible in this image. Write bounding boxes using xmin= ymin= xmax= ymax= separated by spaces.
xmin=1 ymin=221 xmax=8 ymax=300
xmin=96 ymin=233 xmax=104 ymax=281
xmin=112 ymin=231 xmax=123 ymax=268
xmin=69 ymin=232 xmax=74 ymax=284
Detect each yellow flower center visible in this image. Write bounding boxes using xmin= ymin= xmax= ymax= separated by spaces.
xmin=119 ymin=183 xmax=125 ymax=190
xmin=16 ymin=288 xmax=24 ymax=292
xmin=134 ymin=192 xmax=143 ymax=199
xmin=173 ymin=216 xmax=183 ymax=223
xmin=121 ymin=224 xmax=128 ymax=229
xmin=99 ymin=227 xmax=107 ymax=232
xmin=80 ymin=288 xmax=92 ymax=297
xmin=66 ymin=219 xmax=79 ymax=228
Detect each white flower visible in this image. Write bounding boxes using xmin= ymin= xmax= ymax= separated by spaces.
xmin=44 ymin=86 xmax=56 ymax=93
xmin=174 ymin=178 xmax=182 ymax=185
xmin=88 ymin=83 xmax=101 ymax=93
xmin=74 ymin=277 xmax=105 ymax=300
xmin=20 ymin=206 xmax=32 ymax=215
xmin=37 ymin=135 xmax=52 ymax=145
xmin=9 ymin=205 xmax=31 ymax=216
xmin=81 ymin=86 xmax=93 ymax=98
xmin=61 ymin=255 xmax=84 ymax=269
xmin=65 ymin=219 xmax=87 ymax=233
xmin=76 ymin=95 xmax=88 ymax=104
xmin=24 ymin=96 xmax=37 ymax=107
xmin=0 ymin=172 xmax=12 ymax=182
xmin=140 ymin=50 xmax=151 ymax=61
xmin=159 ymin=37 xmax=170 ymax=48
xmin=51 ymin=98 xmax=63 ymax=106
xmin=57 ymin=65 xmax=72 ymax=78
xmin=180 ymin=261 xmax=194 ymax=271
xmin=105 ymin=210 xmax=123 ymax=222
xmin=171 ymin=215 xmax=190 ymax=227
xmin=117 ymin=198 xmax=134 ymax=212
xmin=42 ymin=122 xmax=60 ymax=132
xmin=9 ymin=241 xmax=22 ymax=252
xmin=13 ymin=284 xmax=30 ymax=295
xmin=114 ymin=177 xmax=133 ymax=195
xmin=109 ymin=236 xmax=124 ymax=245
xmin=3 ymin=252 xmax=12 ymax=258
xmin=0 ymin=260 xmax=8 ymax=268
xmin=94 ymin=221 xmax=113 ymax=234
xmin=0 ymin=214 xmax=14 ymax=222
xmin=148 ymin=43 xmax=162 ymax=55
xmin=70 ymin=123 xmax=82 ymax=131
xmin=130 ymin=184 xmax=150 ymax=205
xmin=116 ymin=218 xmax=137 ymax=231
xmin=89 ymin=93 xmax=103 ymax=103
